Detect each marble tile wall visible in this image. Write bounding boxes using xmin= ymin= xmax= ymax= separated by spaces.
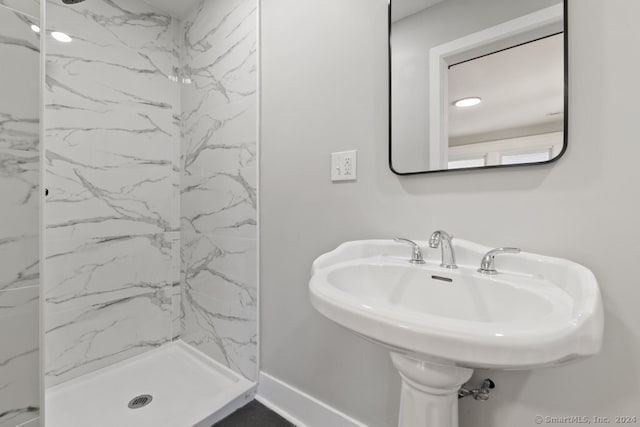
xmin=0 ymin=0 xmax=39 ymax=18
xmin=180 ymin=0 xmax=258 ymax=381
xmin=0 ymin=4 xmax=41 ymax=427
xmin=43 ymin=0 xmax=259 ymax=388
xmin=44 ymin=0 xmax=181 ymax=386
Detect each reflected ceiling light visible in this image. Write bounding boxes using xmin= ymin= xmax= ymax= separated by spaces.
xmin=51 ymin=31 xmax=72 ymax=43
xmin=31 ymin=24 xmax=40 ymax=33
xmin=454 ymin=97 xmax=482 ymax=107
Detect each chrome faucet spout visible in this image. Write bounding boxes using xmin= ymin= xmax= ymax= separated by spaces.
xmin=429 ymin=230 xmax=457 ymax=269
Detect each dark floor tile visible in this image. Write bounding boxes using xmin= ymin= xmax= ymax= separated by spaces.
xmin=214 ymin=400 xmax=295 ymax=427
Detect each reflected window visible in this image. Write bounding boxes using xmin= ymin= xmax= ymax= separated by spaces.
xmin=501 ymin=151 xmax=551 ymax=165
xmin=448 ymin=158 xmax=486 ymax=169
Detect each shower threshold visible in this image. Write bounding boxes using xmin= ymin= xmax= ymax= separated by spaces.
xmin=45 ymin=340 xmax=255 ymax=427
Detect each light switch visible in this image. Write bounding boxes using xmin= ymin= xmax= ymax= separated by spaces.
xmin=331 ymin=150 xmax=357 ymax=182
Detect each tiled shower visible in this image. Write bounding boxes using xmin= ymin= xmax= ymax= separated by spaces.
xmin=0 ymin=0 xmax=258 ymax=425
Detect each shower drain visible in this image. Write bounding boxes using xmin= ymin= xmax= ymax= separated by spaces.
xmin=128 ymin=394 xmax=153 ymax=409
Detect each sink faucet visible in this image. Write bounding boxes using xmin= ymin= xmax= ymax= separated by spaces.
xmin=394 ymin=238 xmax=425 ymax=264
xmin=478 ymin=248 xmax=521 ymax=275
xmin=429 ymin=230 xmax=457 ymax=269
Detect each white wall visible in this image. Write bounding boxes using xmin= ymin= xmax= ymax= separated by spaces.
xmin=261 ymin=0 xmax=640 ymax=426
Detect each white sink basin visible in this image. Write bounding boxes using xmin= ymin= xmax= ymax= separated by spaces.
xmin=328 ymin=263 xmax=565 ymax=323
xmin=309 ymin=239 xmax=603 ymax=426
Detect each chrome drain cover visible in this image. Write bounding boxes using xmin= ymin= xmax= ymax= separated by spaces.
xmin=128 ymin=394 xmax=153 ymax=409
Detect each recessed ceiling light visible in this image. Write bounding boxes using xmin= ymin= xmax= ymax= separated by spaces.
xmin=31 ymin=24 xmax=40 ymax=33
xmin=454 ymin=97 xmax=482 ymax=108
xmin=51 ymin=31 xmax=72 ymax=43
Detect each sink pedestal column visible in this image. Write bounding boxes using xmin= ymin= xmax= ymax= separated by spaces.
xmin=391 ymin=353 xmax=473 ymax=427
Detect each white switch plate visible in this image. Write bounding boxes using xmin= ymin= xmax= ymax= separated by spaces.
xmin=331 ymin=150 xmax=357 ymax=182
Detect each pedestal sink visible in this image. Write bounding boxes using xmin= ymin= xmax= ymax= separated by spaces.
xmin=309 ymin=239 xmax=603 ymax=427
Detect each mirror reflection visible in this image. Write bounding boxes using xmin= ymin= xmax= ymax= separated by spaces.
xmin=390 ymin=0 xmax=566 ymax=174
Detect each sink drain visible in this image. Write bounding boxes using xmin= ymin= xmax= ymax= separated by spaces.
xmin=128 ymin=394 xmax=153 ymax=409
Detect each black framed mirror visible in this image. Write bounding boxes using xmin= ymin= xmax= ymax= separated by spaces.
xmin=389 ymin=0 xmax=568 ymax=175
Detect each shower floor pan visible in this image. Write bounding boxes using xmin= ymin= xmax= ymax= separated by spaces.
xmin=46 ymin=340 xmax=255 ymax=427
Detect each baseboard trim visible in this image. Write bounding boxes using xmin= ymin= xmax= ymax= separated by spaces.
xmin=256 ymin=372 xmax=367 ymax=427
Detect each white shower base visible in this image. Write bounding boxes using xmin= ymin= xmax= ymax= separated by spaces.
xmin=45 ymin=340 xmax=255 ymax=427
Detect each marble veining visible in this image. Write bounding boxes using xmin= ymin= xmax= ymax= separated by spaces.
xmin=182 ymin=0 xmax=257 ymax=107
xmin=0 ymin=0 xmax=39 ymax=19
xmin=44 ymin=0 xmax=258 ymax=386
xmin=181 ymin=234 xmax=257 ymax=379
xmin=182 ymin=234 xmax=256 ymax=311
xmin=44 ymin=233 xmax=178 ymax=386
xmin=180 ymin=0 xmax=258 ymax=381
xmin=46 ymin=289 xmax=174 ymax=385
xmin=45 ymin=0 xmax=180 ymax=240
xmin=0 ymin=6 xmax=40 ymax=425
xmin=44 ymin=224 xmax=181 ymax=387
xmin=0 ymin=7 xmax=40 ymax=293
xmin=44 ymin=0 xmax=181 ymax=385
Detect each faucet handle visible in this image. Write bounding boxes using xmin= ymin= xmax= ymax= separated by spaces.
xmin=394 ymin=238 xmax=425 ymax=264
xmin=478 ymin=247 xmax=521 ymax=275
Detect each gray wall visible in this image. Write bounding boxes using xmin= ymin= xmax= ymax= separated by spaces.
xmin=261 ymin=0 xmax=640 ymax=426
xmin=0 ymin=2 xmax=40 ymax=426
